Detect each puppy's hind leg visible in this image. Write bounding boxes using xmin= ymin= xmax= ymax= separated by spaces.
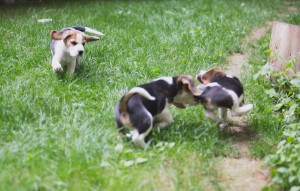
xmin=68 ymin=61 xmax=76 ymax=74
xmin=218 ymin=108 xmax=228 ymax=129
xmin=132 ymin=127 xmax=152 ymax=149
xmin=205 ymin=110 xmax=220 ymax=123
xmin=132 ymin=112 xmax=153 ymax=149
xmin=132 ymin=125 xmax=153 ymax=149
xmin=155 ymin=106 xmax=173 ymax=129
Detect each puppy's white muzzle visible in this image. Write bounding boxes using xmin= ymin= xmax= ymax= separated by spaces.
xmin=69 ymin=44 xmax=84 ymax=57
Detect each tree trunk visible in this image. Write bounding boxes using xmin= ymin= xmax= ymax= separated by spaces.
xmin=269 ymin=21 xmax=300 ymax=75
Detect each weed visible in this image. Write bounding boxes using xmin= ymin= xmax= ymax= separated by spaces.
xmin=249 ymin=8 xmax=300 ymax=190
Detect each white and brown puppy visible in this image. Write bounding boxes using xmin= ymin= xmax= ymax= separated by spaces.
xmin=115 ymin=75 xmax=201 ymax=149
xmin=50 ymin=26 xmax=104 ymax=74
xmin=196 ymin=68 xmax=253 ymax=129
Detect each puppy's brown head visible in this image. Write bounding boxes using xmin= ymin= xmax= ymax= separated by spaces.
xmin=50 ymin=29 xmax=99 ymax=57
xmin=173 ymin=75 xmax=202 ymax=108
xmin=197 ymin=68 xmax=226 ymax=84
xmin=50 ymin=30 xmax=99 ymax=43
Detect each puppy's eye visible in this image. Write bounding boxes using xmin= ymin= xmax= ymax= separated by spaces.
xmin=82 ymin=42 xmax=86 ymax=46
xmin=71 ymin=42 xmax=77 ymax=45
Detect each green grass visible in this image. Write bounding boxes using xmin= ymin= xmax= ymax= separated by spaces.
xmin=0 ymin=0 xmax=292 ymax=190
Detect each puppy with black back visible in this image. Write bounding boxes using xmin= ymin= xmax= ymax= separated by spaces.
xmin=115 ymin=75 xmax=201 ymax=149
xmin=196 ymin=68 xmax=253 ymax=129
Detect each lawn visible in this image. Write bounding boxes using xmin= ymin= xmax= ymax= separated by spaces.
xmin=0 ymin=0 xmax=291 ymax=190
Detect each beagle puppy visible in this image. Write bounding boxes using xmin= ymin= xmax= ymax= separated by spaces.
xmin=196 ymin=68 xmax=253 ymax=129
xmin=50 ymin=26 xmax=104 ymax=74
xmin=115 ymin=75 xmax=201 ymax=149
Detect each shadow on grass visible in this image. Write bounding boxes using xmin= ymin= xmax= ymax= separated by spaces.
xmin=54 ymin=61 xmax=93 ymax=81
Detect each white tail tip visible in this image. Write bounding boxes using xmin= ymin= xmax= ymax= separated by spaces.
xmin=128 ymin=87 xmax=156 ymax=101
xmin=85 ymin=27 xmax=104 ymax=36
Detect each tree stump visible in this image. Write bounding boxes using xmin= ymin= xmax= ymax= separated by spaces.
xmin=269 ymin=21 xmax=300 ymax=74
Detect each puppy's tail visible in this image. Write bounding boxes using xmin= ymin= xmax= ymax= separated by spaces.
xmin=120 ymin=87 xmax=156 ymax=112
xmin=71 ymin=26 xmax=104 ymax=36
xmin=119 ymin=87 xmax=156 ymax=123
xmin=233 ymin=104 xmax=253 ymax=116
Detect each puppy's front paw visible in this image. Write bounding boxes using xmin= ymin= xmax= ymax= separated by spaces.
xmin=53 ymin=65 xmax=63 ymax=73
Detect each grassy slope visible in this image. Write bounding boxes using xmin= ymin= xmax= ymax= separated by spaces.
xmin=0 ymin=0 xmax=282 ymax=190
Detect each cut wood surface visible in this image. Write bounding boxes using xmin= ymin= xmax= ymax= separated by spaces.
xmin=269 ymin=21 xmax=300 ymax=73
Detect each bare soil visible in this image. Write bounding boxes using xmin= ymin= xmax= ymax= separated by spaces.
xmin=217 ymin=21 xmax=273 ymax=191
xmin=217 ymin=158 xmax=270 ymax=191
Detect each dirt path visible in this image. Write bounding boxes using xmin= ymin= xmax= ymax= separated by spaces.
xmin=223 ymin=20 xmax=272 ymax=157
xmin=216 ymin=4 xmax=298 ymax=191
xmin=215 ymin=22 xmax=271 ymax=191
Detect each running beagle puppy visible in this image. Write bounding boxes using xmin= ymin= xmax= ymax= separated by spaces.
xmin=115 ymin=75 xmax=201 ymax=149
xmin=50 ymin=26 xmax=104 ymax=74
xmin=196 ymin=68 xmax=253 ymax=129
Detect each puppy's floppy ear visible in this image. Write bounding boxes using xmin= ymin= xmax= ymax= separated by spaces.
xmin=179 ymin=75 xmax=202 ymax=96
xmin=202 ymin=68 xmax=226 ymax=83
xmin=84 ymin=34 xmax=99 ymax=42
xmin=50 ymin=30 xmax=75 ymax=43
xmin=63 ymin=34 xmax=74 ymax=45
xmin=214 ymin=70 xmax=226 ymax=78
xmin=211 ymin=68 xmax=226 ymax=78
xmin=50 ymin=30 xmax=64 ymax=40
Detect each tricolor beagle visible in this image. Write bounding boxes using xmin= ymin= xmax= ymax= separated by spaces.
xmin=50 ymin=26 xmax=104 ymax=74
xmin=115 ymin=75 xmax=201 ymax=149
xmin=196 ymin=68 xmax=253 ymax=129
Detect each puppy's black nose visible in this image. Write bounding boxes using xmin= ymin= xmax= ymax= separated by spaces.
xmin=78 ymin=50 xmax=84 ymax=56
